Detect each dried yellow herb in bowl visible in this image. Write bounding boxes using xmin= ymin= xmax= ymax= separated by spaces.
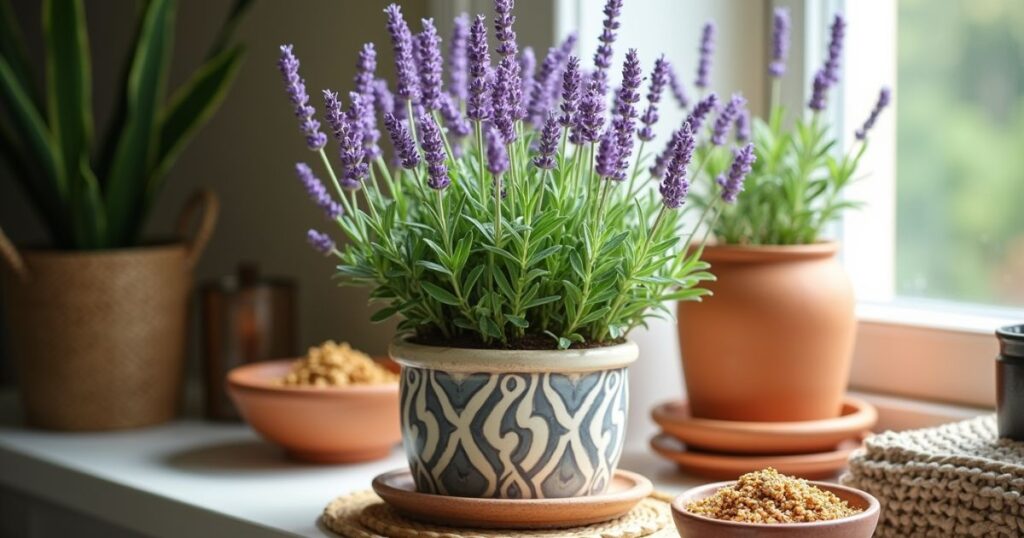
xmin=281 ymin=340 xmax=398 ymax=387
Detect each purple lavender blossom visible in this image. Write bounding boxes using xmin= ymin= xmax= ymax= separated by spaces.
xmin=686 ymin=93 xmax=719 ymax=133
xmin=485 ymin=125 xmax=508 ymax=176
xmin=383 ymin=112 xmax=420 ymax=169
xmin=695 ymin=22 xmax=715 ymax=90
xmin=570 ymin=79 xmax=605 ymax=145
xmin=494 ymin=0 xmax=518 ymax=58
xmin=307 ymin=229 xmax=335 ymax=255
xmin=533 ymin=114 xmax=559 ymax=170
xmin=439 ymin=94 xmax=471 ymax=138
xmin=384 ymin=4 xmax=420 ymax=103
xmin=639 ymin=55 xmax=670 ymax=142
xmin=659 ymin=121 xmax=696 ymax=209
xmin=711 ymin=93 xmax=746 ymax=146
xmin=278 ymin=45 xmax=327 ymax=150
xmin=419 ymin=116 xmax=449 ymax=190
xmin=447 ymin=14 xmax=470 ymax=101
xmin=491 ymin=57 xmax=520 ymax=143
xmin=595 ymin=128 xmax=620 ymax=179
xmin=296 ymin=163 xmax=343 ymax=220
xmin=519 ymin=46 xmax=536 ymax=113
xmin=735 ymin=109 xmax=750 ymax=143
xmin=354 ymin=44 xmax=381 ymax=160
xmin=467 ymin=15 xmax=491 ymax=122
xmin=808 ymin=69 xmax=829 ymax=111
xmin=610 ymin=49 xmax=643 ymax=180
xmin=558 ymin=56 xmax=581 ymax=128
xmin=769 ymin=8 xmax=790 ymax=77
xmin=855 ymin=86 xmax=892 ymax=140
xmin=416 ymin=19 xmax=444 ymax=111
xmin=323 ymin=89 xmax=345 ymax=139
xmin=717 ymin=142 xmax=756 ymax=203
xmin=373 ymin=79 xmax=395 ymax=122
xmin=823 ymin=14 xmax=846 ymax=84
xmin=331 ymin=91 xmax=369 ymax=190
xmin=667 ymin=62 xmax=690 ymax=109
xmin=527 ymin=46 xmax=560 ymax=126
xmin=591 ymin=0 xmax=623 ymax=96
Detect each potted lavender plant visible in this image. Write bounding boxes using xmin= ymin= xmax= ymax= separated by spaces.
xmin=677 ymin=10 xmax=892 ymax=422
xmin=277 ymin=0 xmax=751 ymax=498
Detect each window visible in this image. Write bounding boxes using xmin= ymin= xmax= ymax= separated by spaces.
xmin=895 ymin=0 xmax=1024 ymax=309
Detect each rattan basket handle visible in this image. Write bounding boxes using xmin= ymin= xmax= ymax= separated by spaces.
xmin=0 ymin=226 xmax=28 ymax=282
xmin=176 ymin=189 xmax=219 ymax=270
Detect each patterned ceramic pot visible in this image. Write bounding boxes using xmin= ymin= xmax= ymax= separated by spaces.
xmin=390 ymin=339 xmax=638 ymax=499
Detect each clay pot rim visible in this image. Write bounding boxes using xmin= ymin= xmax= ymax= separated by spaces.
xmin=671 ymin=480 xmax=880 ymax=530
xmin=227 ymin=359 xmax=399 ymax=397
xmin=698 ymin=241 xmax=840 ymax=263
xmin=651 ymin=396 xmax=877 ymax=437
xmin=389 ymin=337 xmax=639 ymax=373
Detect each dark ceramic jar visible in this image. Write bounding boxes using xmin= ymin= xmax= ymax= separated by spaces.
xmin=996 ymin=324 xmax=1024 ymax=441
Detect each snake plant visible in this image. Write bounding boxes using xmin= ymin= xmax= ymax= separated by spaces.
xmin=0 ymin=0 xmax=252 ymax=249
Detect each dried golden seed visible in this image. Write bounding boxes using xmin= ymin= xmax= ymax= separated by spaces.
xmin=686 ymin=468 xmax=862 ymax=524
xmin=278 ymin=340 xmax=398 ymax=387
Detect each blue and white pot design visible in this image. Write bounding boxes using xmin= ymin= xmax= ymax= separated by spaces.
xmin=390 ymin=339 xmax=638 ymax=499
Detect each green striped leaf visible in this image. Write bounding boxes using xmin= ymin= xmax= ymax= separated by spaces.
xmin=103 ymin=0 xmax=175 ymax=246
xmin=0 ymin=0 xmax=39 ymax=109
xmin=0 ymin=56 xmax=62 ymax=198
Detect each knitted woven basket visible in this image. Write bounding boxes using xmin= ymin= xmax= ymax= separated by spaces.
xmin=0 ymin=191 xmax=217 ymax=431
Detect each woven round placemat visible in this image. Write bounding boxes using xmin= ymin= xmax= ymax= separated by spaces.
xmin=322 ymin=490 xmax=681 ymax=538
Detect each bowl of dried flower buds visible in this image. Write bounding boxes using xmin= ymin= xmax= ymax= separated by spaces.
xmin=671 ymin=468 xmax=879 ymax=537
xmin=227 ymin=341 xmax=400 ymax=463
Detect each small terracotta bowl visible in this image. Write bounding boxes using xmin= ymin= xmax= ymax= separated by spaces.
xmin=227 ymin=360 xmax=401 ymax=463
xmin=671 ymin=481 xmax=880 ymax=537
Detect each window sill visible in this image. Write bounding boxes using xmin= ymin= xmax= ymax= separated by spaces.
xmin=850 ymin=389 xmax=989 ymax=432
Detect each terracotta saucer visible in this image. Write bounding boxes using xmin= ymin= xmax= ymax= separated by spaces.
xmin=650 ymin=433 xmax=864 ymax=480
xmin=651 ymin=396 xmax=877 ymax=455
xmin=371 ymin=468 xmax=653 ymax=529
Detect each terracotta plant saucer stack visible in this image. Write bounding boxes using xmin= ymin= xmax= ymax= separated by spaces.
xmin=650 ymin=396 xmax=877 ymax=479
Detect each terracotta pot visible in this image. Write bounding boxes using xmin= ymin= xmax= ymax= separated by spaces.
xmin=390 ymin=338 xmax=638 ymax=499
xmin=677 ymin=242 xmax=855 ymax=422
xmin=0 ymin=191 xmax=217 ymax=431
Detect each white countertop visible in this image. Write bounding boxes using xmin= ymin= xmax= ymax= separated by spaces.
xmin=0 ymin=392 xmax=703 ymax=537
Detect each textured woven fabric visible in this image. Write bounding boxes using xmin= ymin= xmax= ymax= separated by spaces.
xmin=841 ymin=415 xmax=1024 ymax=537
xmin=322 ymin=490 xmax=680 ymax=538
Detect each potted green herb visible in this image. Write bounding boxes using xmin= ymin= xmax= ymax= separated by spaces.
xmin=0 ymin=0 xmax=250 ymax=430
xmin=278 ymin=0 xmax=750 ymax=498
xmin=678 ymin=10 xmax=891 ymax=422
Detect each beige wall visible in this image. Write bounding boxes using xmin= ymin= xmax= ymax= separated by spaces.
xmin=0 ymin=0 xmax=767 ymax=390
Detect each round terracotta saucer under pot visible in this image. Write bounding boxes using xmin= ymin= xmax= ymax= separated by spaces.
xmin=227 ymin=360 xmax=401 ymax=463
xmin=649 ymin=433 xmax=864 ymax=480
xmin=651 ymin=396 xmax=877 ymax=455
xmin=671 ymin=480 xmax=880 ymax=537
xmin=371 ymin=468 xmax=653 ymax=529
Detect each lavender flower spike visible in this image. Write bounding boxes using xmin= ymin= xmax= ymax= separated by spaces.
xmin=447 ymin=14 xmax=470 ymax=101
xmin=591 ymin=0 xmax=623 ymax=95
xmin=383 ymin=113 xmax=420 ymax=169
xmin=485 ymin=125 xmax=509 ymax=176
xmin=559 ymin=56 xmax=581 ymax=128
xmin=735 ymin=109 xmax=750 ymax=143
xmin=467 ymin=15 xmax=491 ymax=121
xmin=527 ymin=46 xmax=561 ymax=127
xmin=570 ymin=79 xmax=605 ymax=145
xmin=533 ymin=114 xmax=559 ymax=170
xmin=611 ymin=49 xmax=643 ymax=180
xmin=278 ymin=45 xmax=326 ymax=150
xmin=307 ymin=229 xmax=336 ymax=255
xmin=685 ymin=93 xmax=719 ymax=133
xmin=855 ymin=86 xmax=892 ymax=140
xmin=808 ymin=69 xmax=829 ymax=111
xmin=384 ymin=4 xmax=420 ymax=103
xmin=717 ymin=143 xmax=756 ymax=203
xmin=333 ymin=92 xmax=369 ymax=190
xmin=659 ymin=121 xmax=696 ymax=209
xmin=667 ymin=62 xmax=690 ymax=109
xmin=416 ymin=19 xmax=444 ymax=111
xmin=419 ymin=116 xmax=449 ymax=190
xmin=769 ymin=7 xmax=791 ymax=77
xmin=373 ymin=79 xmax=395 ymax=122
xmin=639 ymin=55 xmax=670 ymax=142
xmin=595 ymin=128 xmax=620 ymax=179
xmin=823 ymin=14 xmax=846 ymax=84
xmin=695 ymin=22 xmax=715 ymax=89
xmin=494 ymin=0 xmax=518 ymax=58
xmin=296 ymin=163 xmax=343 ymax=220
xmin=519 ymin=46 xmax=536 ymax=112
xmin=711 ymin=93 xmax=747 ymax=146
xmin=354 ymin=44 xmax=381 ymax=159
